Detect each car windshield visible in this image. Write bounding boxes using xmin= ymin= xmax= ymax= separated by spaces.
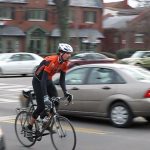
xmin=0 ymin=53 xmax=10 ymax=61
xmin=122 ymin=66 xmax=150 ymax=81
xmin=71 ymin=53 xmax=87 ymax=59
xmin=71 ymin=53 xmax=107 ymax=60
xmin=131 ymin=51 xmax=144 ymax=58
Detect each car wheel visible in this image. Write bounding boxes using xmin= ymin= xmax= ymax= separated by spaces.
xmin=135 ymin=63 xmax=141 ymax=66
xmin=109 ymin=102 xmax=133 ymax=128
xmin=0 ymin=68 xmax=3 ymax=75
xmin=144 ymin=117 xmax=150 ymax=122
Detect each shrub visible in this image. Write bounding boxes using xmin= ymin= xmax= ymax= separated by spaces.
xmin=116 ymin=49 xmax=144 ymax=59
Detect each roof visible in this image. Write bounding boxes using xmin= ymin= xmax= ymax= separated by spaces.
xmin=51 ymin=28 xmax=104 ymax=42
xmin=0 ymin=0 xmax=27 ymax=3
xmin=103 ymin=15 xmax=137 ymax=29
xmin=118 ymin=8 xmax=146 ymax=15
xmin=48 ymin=0 xmax=103 ymax=8
xmin=104 ymin=0 xmax=133 ymax=9
xmin=0 ymin=26 xmax=25 ymax=36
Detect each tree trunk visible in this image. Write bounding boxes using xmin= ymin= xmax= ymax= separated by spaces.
xmin=53 ymin=0 xmax=69 ymax=43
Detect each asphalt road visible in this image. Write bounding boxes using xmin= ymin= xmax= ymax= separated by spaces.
xmin=0 ymin=76 xmax=150 ymax=150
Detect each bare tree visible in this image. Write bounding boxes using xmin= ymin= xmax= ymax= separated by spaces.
xmin=53 ymin=0 xmax=70 ymax=43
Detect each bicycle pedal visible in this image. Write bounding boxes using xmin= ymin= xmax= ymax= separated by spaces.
xmin=36 ymin=137 xmax=42 ymax=141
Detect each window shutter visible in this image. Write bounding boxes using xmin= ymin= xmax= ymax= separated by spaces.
xmin=25 ymin=10 xmax=28 ymax=20
xmin=45 ymin=10 xmax=48 ymax=21
xmin=11 ymin=7 xmax=15 ymax=19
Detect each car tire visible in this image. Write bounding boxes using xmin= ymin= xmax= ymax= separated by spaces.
xmin=135 ymin=63 xmax=141 ymax=66
xmin=109 ymin=102 xmax=133 ymax=128
xmin=0 ymin=68 xmax=3 ymax=76
xmin=144 ymin=117 xmax=150 ymax=122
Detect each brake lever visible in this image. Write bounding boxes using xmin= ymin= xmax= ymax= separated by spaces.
xmin=64 ymin=95 xmax=74 ymax=105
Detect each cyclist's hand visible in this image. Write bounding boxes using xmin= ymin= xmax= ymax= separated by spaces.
xmin=44 ymin=95 xmax=51 ymax=108
xmin=64 ymin=91 xmax=73 ymax=103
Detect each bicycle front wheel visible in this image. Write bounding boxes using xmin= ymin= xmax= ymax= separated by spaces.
xmin=50 ymin=116 xmax=76 ymax=150
xmin=15 ymin=110 xmax=36 ymax=147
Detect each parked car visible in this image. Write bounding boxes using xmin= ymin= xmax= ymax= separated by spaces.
xmin=118 ymin=51 xmax=150 ymax=69
xmin=0 ymin=127 xmax=5 ymax=150
xmin=68 ymin=52 xmax=116 ymax=69
xmin=53 ymin=64 xmax=150 ymax=128
xmin=0 ymin=52 xmax=43 ymax=76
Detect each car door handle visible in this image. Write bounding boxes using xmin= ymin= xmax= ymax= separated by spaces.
xmin=71 ymin=87 xmax=79 ymax=90
xmin=102 ymin=86 xmax=111 ymax=90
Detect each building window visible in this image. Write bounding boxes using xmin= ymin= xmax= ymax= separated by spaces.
xmin=27 ymin=9 xmax=46 ymax=21
xmin=0 ymin=7 xmax=12 ymax=20
xmin=113 ymin=36 xmax=119 ymax=43
xmin=68 ymin=9 xmax=75 ymax=22
xmin=29 ymin=39 xmax=42 ymax=53
xmin=134 ymin=34 xmax=144 ymax=43
xmin=50 ymin=38 xmax=60 ymax=53
xmin=83 ymin=11 xmax=96 ymax=23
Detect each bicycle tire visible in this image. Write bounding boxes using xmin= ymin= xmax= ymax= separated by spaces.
xmin=14 ymin=110 xmax=37 ymax=147
xmin=50 ymin=115 xmax=76 ymax=150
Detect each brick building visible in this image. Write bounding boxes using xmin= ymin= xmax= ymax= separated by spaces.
xmin=0 ymin=0 xmax=104 ymax=54
xmin=102 ymin=0 xmax=150 ymax=52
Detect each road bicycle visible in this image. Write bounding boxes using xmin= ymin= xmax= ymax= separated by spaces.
xmin=15 ymin=90 xmax=76 ymax=150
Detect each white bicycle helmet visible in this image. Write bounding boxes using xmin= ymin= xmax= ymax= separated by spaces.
xmin=58 ymin=43 xmax=73 ymax=53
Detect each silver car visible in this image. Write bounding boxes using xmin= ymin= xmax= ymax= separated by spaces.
xmin=54 ymin=64 xmax=150 ymax=128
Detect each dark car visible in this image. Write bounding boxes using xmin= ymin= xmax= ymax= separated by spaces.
xmin=68 ymin=52 xmax=116 ymax=69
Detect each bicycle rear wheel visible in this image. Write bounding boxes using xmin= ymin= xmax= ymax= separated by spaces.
xmin=50 ymin=116 xmax=76 ymax=150
xmin=14 ymin=110 xmax=36 ymax=147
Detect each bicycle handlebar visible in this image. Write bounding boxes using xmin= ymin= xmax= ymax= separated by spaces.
xmin=50 ymin=95 xmax=74 ymax=106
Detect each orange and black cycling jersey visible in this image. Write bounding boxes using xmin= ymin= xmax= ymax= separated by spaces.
xmin=35 ymin=55 xmax=68 ymax=81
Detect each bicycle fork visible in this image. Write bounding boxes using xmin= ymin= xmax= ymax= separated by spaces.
xmin=53 ymin=116 xmax=66 ymax=138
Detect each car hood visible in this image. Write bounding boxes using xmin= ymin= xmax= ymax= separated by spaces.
xmin=119 ymin=58 xmax=139 ymax=63
xmin=0 ymin=61 xmax=7 ymax=64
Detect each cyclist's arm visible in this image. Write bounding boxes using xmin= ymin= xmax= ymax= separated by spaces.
xmin=59 ymin=71 xmax=67 ymax=94
xmin=41 ymin=71 xmax=48 ymax=96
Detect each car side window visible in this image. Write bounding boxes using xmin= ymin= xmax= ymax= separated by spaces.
xmin=85 ymin=54 xmax=93 ymax=60
xmin=21 ymin=54 xmax=35 ymax=61
xmin=87 ymin=67 xmax=125 ymax=84
xmin=65 ymin=68 xmax=89 ymax=85
xmin=143 ymin=52 xmax=150 ymax=58
xmin=92 ymin=54 xmax=106 ymax=59
xmin=10 ymin=54 xmax=21 ymax=61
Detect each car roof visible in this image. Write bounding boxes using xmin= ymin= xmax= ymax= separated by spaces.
xmin=69 ymin=63 xmax=135 ymax=70
xmin=134 ymin=51 xmax=150 ymax=53
xmin=0 ymin=52 xmax=37 ymax=55
xmin=74 ymin=52 xmax=103 ymax=55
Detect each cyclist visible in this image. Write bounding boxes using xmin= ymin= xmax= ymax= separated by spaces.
xmin=25 ymin=43 xmax=73 ymax=141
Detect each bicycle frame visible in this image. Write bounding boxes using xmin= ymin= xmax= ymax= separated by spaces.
xmin=15 ymin=91 xmax=76 ymax=150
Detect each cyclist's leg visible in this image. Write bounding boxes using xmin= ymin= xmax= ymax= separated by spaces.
xmin=25 ymin=77 xmax=45 ymax=137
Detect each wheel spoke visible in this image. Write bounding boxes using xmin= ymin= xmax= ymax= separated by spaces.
xmin=51 ymin=116 xmax=76 ymax=150
xmin=15 ymin=111 xmax=36 ymax=147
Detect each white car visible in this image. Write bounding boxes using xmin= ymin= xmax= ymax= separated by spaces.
xmin=0 ymin=127 xmax=5 ymax=150
xmin=0 ymin=52 xmax=43 ymax=76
